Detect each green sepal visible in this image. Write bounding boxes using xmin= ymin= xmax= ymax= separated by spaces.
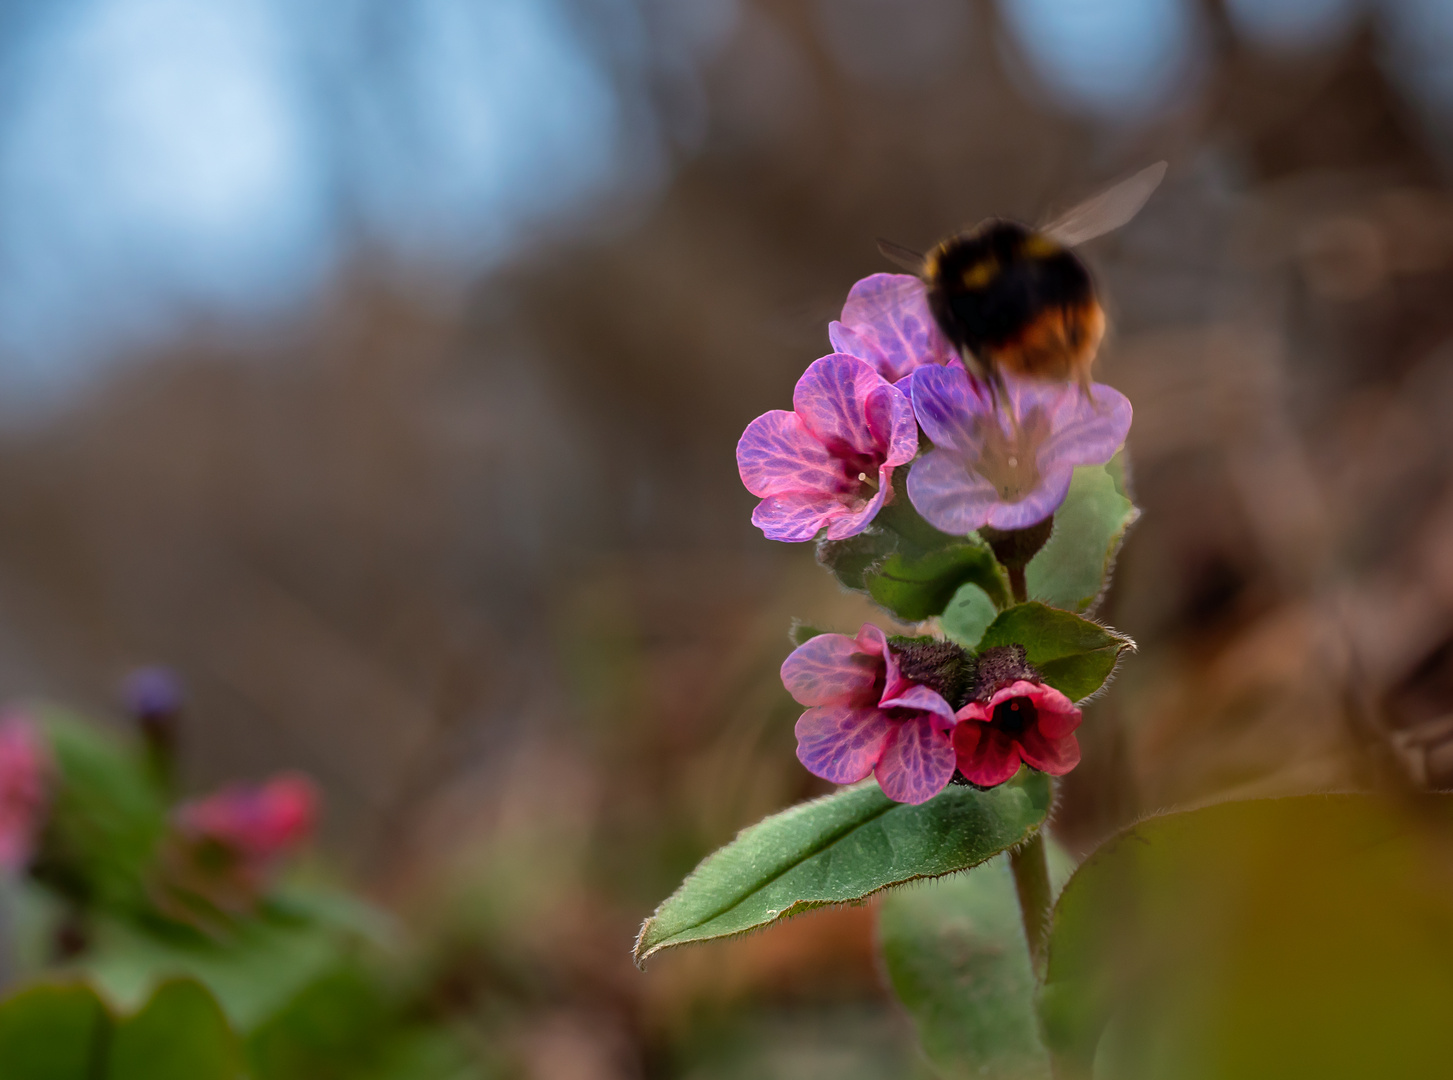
xmin=634 ymin=770 xmax=1052 ymax=966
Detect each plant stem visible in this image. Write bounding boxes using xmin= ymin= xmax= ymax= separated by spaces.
xmin=1008 ymin=564 xmax=1028 ymax=605
xmin=1010 ymin=830 xmax=1052 ymax=974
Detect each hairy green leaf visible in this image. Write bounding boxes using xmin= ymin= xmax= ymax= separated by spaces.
xmin=635 ymin=771 xmax=1052 ymax=965
xmin=1027 ymin=460 xmax=1138 ymax=614
xmin=978 ymin=604 xmax=1133 ymax=702
xmin=880 ymin=846 xmax=1074 ymax=1080
xmin=942 ymin=583 xmax=998 ymax=651
xmin=1040 ymin=796 xmax=1453 ymax=1080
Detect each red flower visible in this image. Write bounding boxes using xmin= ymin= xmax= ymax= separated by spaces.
xmin=952 ymin=679 xmax=1081 ymax=787
xmin=0 ymin=714 xmax=47 ymax=873
xmin=175 ymin=772 xmax=317 ymax=884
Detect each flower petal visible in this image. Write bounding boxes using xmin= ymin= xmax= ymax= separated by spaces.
xmin=953 ymin=722 xmax=1023 ymax=787
xmin=909 ymin=361 xmax=994 ymax=455
xmin=987 ymin=680 xmax=1083 ymax=738
xmin=828 ymin=274 xmax=953 ymax=383
xmin=793 ymin=354 xmax=891 ymax=458
xmin=879 ymin=684 xmax=958 ymax=728
xmin=874 ymin=715 xmax=956 ymax=804
xmin=781 ymin=632 xmax=882 ymax=707
xmin=821 ymin=483 xmax=889 ymax=541
xmin=795 ymin=706 xmax=895 ymax=784
xmin=906 ymin=448 xmax=1001 ymax=535
xmin=1025 ymin=377 xmax=1133 ymax=472
xmin=751 ymin=491 xmax=852 ymax=542
xmin=981 ymin=468 xmax=1073 ymax=530
xmin=863 ymin=384 xmax=919 ymax=466
xmin=1016 ymin=728 xmax=1081 ymax=775
xmin=737 ymin=410 xmax=840 ymax=499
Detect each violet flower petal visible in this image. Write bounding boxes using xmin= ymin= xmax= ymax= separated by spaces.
xmin=781 ymin=632 xmax=881 ymax=707
xmin=828 ymin=274 xmax=953 ymax=383
xmin=879 ymin=684 xmax=958 ymax=728
xmin=795 ymin=705 xmax=895 ymax=785
xmin=863 ymin=384 xmax=919 ymax=467
xmin=737 ymin=410 xmax=842 ymax=499
xmin=752 ymin=491 xmax=858 ymax=542
xmin=906 ymin=449 xmax=1003 ymax=535
xmin=874 ymin=714 xmax=956 ymax=804
xmin=792 ymin=354 xmax=893 ymax=459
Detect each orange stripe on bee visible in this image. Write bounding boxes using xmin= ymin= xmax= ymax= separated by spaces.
xmin=1021 ymin=233 xmax=1062 ymax=259
xmin=960 ymin=258 xmax=998 ymax=289
xmin=985 ymin=300 xmax=1104 ymax=386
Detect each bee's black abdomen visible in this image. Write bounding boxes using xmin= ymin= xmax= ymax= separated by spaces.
xmin=926 ymin=220 xmax=1095 ymax=358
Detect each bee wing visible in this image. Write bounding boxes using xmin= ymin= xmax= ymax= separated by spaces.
xmin=1041 ymin=161 xmax=1167 ymax=248
xmin=876 ymin=238 xmax=927 ymax=274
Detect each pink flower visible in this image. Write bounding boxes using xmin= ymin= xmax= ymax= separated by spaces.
xmin=829 ymin=274 xmax=954 ymax=384
xmin=782 ymin=625 xmax=960 ymax=804
xmin=175 ymin=772 xmax=317 ymax=881
xmin=737 ymin=354 xmax=917 ymax=542
xmin=952 ymin=680 xmax=1081 ymax=787
xmin=0 ymin=714 xmax=47 ymax=874
xmin=907 ymin=362 xmax=1132 ymax=532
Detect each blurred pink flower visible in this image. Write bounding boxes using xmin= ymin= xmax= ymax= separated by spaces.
xmin=907 ymin=362 xmax=1132 ymax=533
xmin=953 ymin=679 xmax=1081 ymax=787
xmin=176 ymin=772 xmax=317 ymax=880
xmin=737 ymin=354 xmax=917 ymax=542
xmin=828 ymin=273 xmax=954 ymax=384
xmin=782 ymin=625 xmax=959 ymax=804
xmin=0 ymin=713 xmax=48 ymax=874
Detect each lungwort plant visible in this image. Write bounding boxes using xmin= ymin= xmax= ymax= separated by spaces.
xmin=636 ymin=270 xmax=1453 ymax=1079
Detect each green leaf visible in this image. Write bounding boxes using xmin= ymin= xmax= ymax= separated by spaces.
xmin=789 ymin=621 xmax=829 ymax=647
xmin=634 ymin=771 xmax=1052 ymax=965
xmin=818 ymin=495 xmax=1011 ymax=623
xmin=31 ymin=708 xmax=168 ymax=916
xmin=106 ymin=978 xmax=243 ymax=1080
xmin=942 ymin=583 xmax=998 ymax=651
xmin=84 ymin=889 xmax=381 ymax=1032
xmin=978 ymin=603 xmax=1133 ymax=702
xmin=868 ymin=539 xmax=1005 ymax=622
xmin=1040 ymin=796 xmax=1453 ymax=1080
xmin=880 ymin=846 xmax=1075 ymax=1080
xmin=0 ymin=982 xmax=108 ymax=1079
xmin=1026 ymin=460 xmax=1138 ymax=614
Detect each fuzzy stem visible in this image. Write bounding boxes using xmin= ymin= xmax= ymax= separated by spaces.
xmin=1010 ymin=830 xmax=1052 ymax=974
xmin=1008 ymin=565 xmax=1028 ymax=605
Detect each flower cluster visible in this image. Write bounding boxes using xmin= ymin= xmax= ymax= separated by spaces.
xmin=783 ymin=627 xmax=1081 ymax=803
xmin=737 ymin=272 xmax=1132 ymax=539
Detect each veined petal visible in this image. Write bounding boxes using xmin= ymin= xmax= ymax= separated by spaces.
xmin=874 ymin=715 xmax=956 ymax=804
xmin=906 ymin=449 xmax=1001 ymax=535
xmin=910 ymin=362 xmax=994 ymax=455
xmin=1032 ymin=378 xmax=1133 ymax=471
xmin=737 ymin=410 xmax=840 ymax=498
xmin=751 ymin=491 xmax=851 ymax=542
xmin=781 ymin=632 xmax=882 ymax=707
xmin=879 ymin=685 xmax=958 ymax=727
xmin=821 ymin=484 xmax=889 ymax=540
xmin=795 ymin=706 xmax=894 ymax=784
xmin=864 ymin=384 xmax=919 ymax=466
xmin=829 ymin=273 xmax=953 ymax=382
xmin=793 ymin=354 xmax=891 ymax=458
xmin=953 ymin=723 xmax=1023 ymax=787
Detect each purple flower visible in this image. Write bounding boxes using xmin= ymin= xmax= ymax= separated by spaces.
xmin=907 ymin=363 xmax=1132 ymax=533
xmin=782 ymin=625 xmax=958 ymax=805
xmin=828 ymin=273 xmax=954 ymax=384
xmin=737 ymin=354 xmax=917 ymax=542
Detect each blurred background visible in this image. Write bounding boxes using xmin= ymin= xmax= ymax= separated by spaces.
xmin=2 ymin=0 xmax=1453 ymax=1074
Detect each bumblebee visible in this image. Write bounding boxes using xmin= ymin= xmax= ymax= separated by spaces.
xmin=879 ymin=162 xmax=1166 ymax=394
